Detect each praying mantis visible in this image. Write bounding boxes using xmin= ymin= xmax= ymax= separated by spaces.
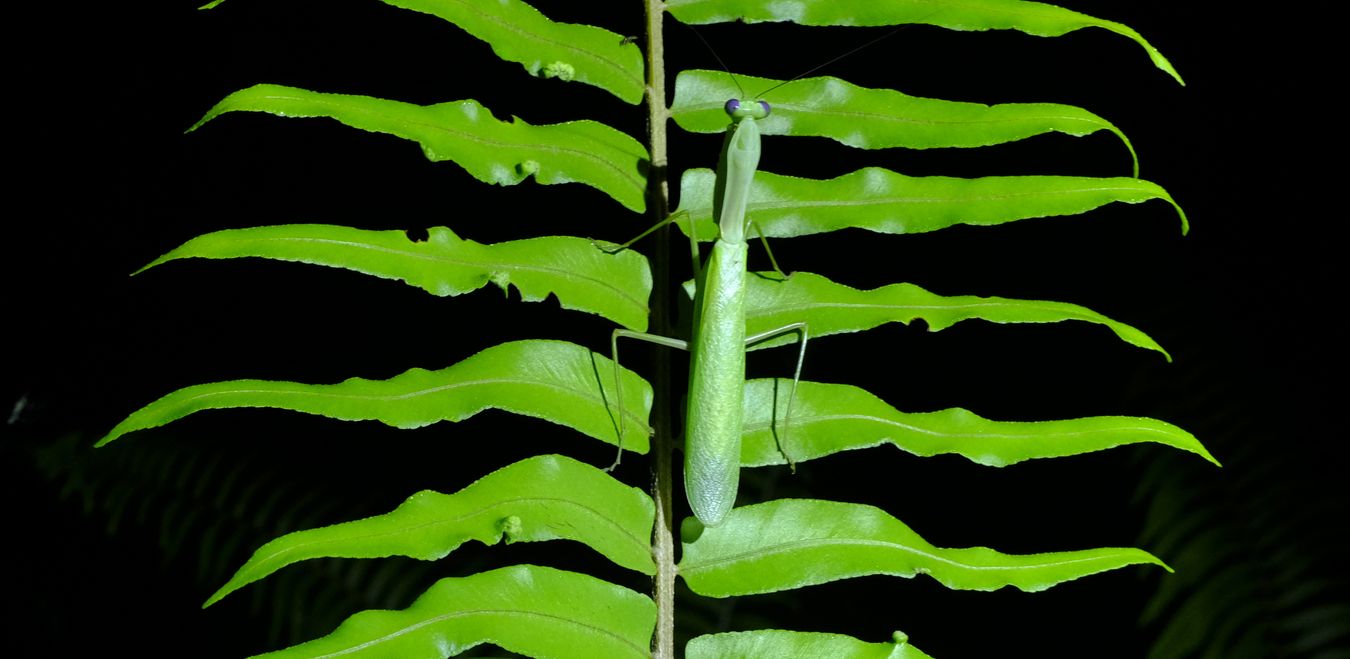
xmin=600 ymin=25 xmax=922 ymax=527
xmin=609 ymin=93 xmax=809 ymax=529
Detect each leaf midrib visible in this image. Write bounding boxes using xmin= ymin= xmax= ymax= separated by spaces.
xmin=177 ymin=376 xmax=650 ymax=432
xmin=680 ymin=536 xmax=1116 ymax=576
xmin=742 ymin=412 xmax=1183 ymax=441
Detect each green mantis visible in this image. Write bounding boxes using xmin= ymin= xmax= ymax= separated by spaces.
xmin=611 ymin=95 xmax=808 ymax=528
xmin=604 ymin=28 xmax=937 ymax=527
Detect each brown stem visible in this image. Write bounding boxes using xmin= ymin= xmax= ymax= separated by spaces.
xmin=643 ymin=1 xmax=676 ymax=658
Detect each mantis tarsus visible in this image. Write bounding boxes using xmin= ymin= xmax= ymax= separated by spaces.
xmin=610 ymin=95 xmax=808 ymax=528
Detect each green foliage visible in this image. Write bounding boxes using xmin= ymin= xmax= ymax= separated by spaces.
xmin=734 ymin=271 xmax=1173 ymax=356
xmin=739 ymin=379 xmax=1217 ymax=468
xmin=678 ymin=499 xmax=1168 ymax=597
xmin=686 ymin=629 xmax=934 ymax=658
xmin=99 ymin=340 xmax=653 ymax=452
xmin=194 ymin=85 xmax=649 ymax=212
xmin=671 ymin=70 xmax=1138 ymax=173
xmin=664 ymin=0 xmax=1183 ymax=85
xmin=250 ymin=565 xmax=656 ymax=659
xmin=100 ymin=0 xmax=1212 ymax=656
xmin=375 ymin=0 xmax=645 ymax=103
xmin=30 ymin=432 xmax=438 ymax=645
xmin=1131 ymin=387 xmax=1349 ymax=659
xmin=675 ymin=168 xmax=1186 ymax=240
xmin=205 ymin=455 xmax=657 ymax=608
xmin=139 ymin=225 xmax=652 ymax=331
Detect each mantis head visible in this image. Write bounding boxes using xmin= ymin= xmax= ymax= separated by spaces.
xmin=724 ymin=98 xmax=771 ymax=121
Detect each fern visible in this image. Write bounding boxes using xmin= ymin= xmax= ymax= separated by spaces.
xmin=27 ymin=431 xmax=457 ymax=647
xmin=1129 ymin=301 xmax=1349 ymax=659
xmin=94 ymin=0 xmax=1213 ymax=656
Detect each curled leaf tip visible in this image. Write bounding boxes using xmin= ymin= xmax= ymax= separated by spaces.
xmin=130 ymin=255 xmax=170 ymax=277
xmin=184 ymin=115 xmax=212 ymax=134
xmin=202 ymin=591 xmax=223 ymax=609
xmin=1115 ymin=129 xmax=1140 ymax=178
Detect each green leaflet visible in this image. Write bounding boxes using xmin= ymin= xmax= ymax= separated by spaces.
xmin=674 ymin=168 xmax=1187 ymax=241
xmin=664 ymin=0 xmax=1182 ymax=85
xmin=740 ymin=379 xmax=1218 ymax=467
xmin=202 ymin=0 xmax=648 ymax=102
xmin=252 ymin=565 xmax=655 ymax=659
xmin=139 ymin=224 xmax=652 ymax=331
xmin=678 ymin=499 xmax=1169 ymax=597
xmin=377 ymin=0 xmax=644 ymax=103
xmin=688 ymin=629 xmax=933 ymax=659
xmin=192 ymin=85 xmax=648 ymax=212
xmin=206 ymin=455 xmax=655 ymax=607
xmin=97 ymin=340 xmax=652 ymax=451
xmin=671 ymin=70 xmax=1137 ymax=175
xmin=702 ymin=271 xmax=1169 ymax=358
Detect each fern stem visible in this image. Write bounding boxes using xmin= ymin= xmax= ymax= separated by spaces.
xmin=644 ymin=1 xmax=676 ymax=657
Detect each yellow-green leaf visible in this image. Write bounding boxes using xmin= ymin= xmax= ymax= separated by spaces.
xmin=253 ymin=565 xmax=655 ymax=659
xmin=672 ymin=70 xmax=1137 ymax=173
xmin=718 ymin=271 xmax=1170 ymax=359
xmin=206 ymin=455 xmax=656 ymax=606
xmin=688 ymin=629 xmax=933 ymax=659
xmin=98 ymin=340 xmax=651 ymax=452
xmin=665 ymin=0 xmax=1182 ymax=84
xmin=140 ymin=224 xmax=652 ymax=331
xmin=379 ymin=0 xmax=644 ymax=103
xmin=741 ymin=379 xmax=1218 ymax=467
xmin=679 ymin=499 xmax=1169 ymax=597
xmin=193 ymin=85 xmax=648 ymax=212
xmin=674 ymin=168 xmax=1187 ymax=241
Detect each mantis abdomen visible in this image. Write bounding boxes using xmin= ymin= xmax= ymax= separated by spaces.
xmin=685 ymin=238 xmax=748 ymax=527
xmin=683 ymin=100 xmax=767 ymax=528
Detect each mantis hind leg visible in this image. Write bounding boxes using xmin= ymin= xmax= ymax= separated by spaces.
xmin=606 ymin=328 xmax=689 ymax=471
xmin=745 ymin=321 xmax=809 ymax=471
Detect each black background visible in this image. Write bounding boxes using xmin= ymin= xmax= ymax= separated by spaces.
xmin=7 ymin=1 xmax=1343 ymax=657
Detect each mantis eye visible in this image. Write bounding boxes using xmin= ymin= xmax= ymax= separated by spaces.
xmin=758 ymin=100 xmax=771 ymax=117
xmin=724 ymin=98 xmax=740 ymax=116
